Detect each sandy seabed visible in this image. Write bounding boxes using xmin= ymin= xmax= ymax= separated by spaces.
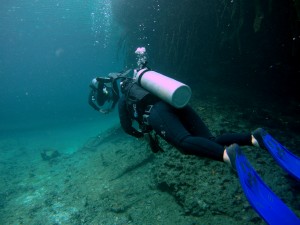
xmin=1 ymin=90 xmax=300 ymax=225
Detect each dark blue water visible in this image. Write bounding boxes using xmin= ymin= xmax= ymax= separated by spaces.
xmin=0 ymin=0 xmax=122 ymax=135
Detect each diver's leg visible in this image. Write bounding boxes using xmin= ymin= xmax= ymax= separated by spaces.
xmin=148 ymin=101 xmax=190 ymax=144
xmin=149 ymin=102 xmax=225 ymax=161
xmin=176 ymin=105 xmax=214 ymax=138
xmin=173 ymin=104 xmax=253 ymax=147
xmin=178 ymin=136 xmax=225 ymax=161
xmin=214 ymin=132 xmax=252 ymax=146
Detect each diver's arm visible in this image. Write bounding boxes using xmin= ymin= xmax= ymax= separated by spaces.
xmin=108 ymin=69 xmax=132 ymax=80
xmin=88 ymin=90 xmax=100 ymax=111
xmin=96 ymin=77 xmax=111 ymax=83
xmin=108 ymin=73 xmax=121 ymax=80
xmin=118 ymin=96 xmax=143 ymax=138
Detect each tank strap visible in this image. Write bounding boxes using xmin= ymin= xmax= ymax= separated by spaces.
xmin=142 ymin=105 xmax=153 ymax=126
xmin=137 ymin=69 xmax=150 ymax=86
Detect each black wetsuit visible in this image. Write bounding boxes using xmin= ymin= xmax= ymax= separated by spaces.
xmin=118 ymin=81 xmax=252 ymax=161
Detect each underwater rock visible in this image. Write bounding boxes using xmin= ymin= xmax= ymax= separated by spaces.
xmin=152 ymin=138 xmax=254 ymax=219
xmin=40 ymin=149 xmax=61 ymax=161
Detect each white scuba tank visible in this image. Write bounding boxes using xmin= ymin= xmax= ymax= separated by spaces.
xmin=133 ymin=68 xmax=192 ymax=108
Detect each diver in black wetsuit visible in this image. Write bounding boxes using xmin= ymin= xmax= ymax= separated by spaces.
xmin=114 ymin=48 xmax=260 ymax=165
xmin=118 ymin=74 xmax=261 ymax=164
xmin=88 ymin=73 xmax=120 ymax=114
xmin=90 ymin=50 xmax=264 ymax=166
xmin=88 ymin=49 xmax=300 ymax=223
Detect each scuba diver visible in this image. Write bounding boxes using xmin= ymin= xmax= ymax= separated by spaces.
xmin=116 ymin=47 xmax=259 ymax=164
xmin=89 ymin=47 xmax=300 ymax=224
xmin=88 ymin=73 xmax=121 ymax=114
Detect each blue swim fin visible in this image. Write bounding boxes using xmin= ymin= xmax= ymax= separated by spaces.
xmin=235 ymin=148 xmax=300 ymax=225
xmin=261 ymin=131 xmax=300 ymax=181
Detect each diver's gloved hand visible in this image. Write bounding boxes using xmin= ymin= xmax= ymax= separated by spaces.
xmin=99 ymin=109 xmax=110 ymax=114
xmin=132 ymin=130 xmax=144 ymax=139
xmin=144 ymin=133 xmax=164 ymax=153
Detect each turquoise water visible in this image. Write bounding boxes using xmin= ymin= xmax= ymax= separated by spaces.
xmin=0 ymin=0 xmax=122 ymax=137
xmin=0 ymin=2 xmax=125 ymax=223
xmin=0 ymin=1 xmax=299 ymax=224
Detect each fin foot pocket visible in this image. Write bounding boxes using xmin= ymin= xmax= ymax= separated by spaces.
xmin=235 ymin=148 xmax=300 ymax=224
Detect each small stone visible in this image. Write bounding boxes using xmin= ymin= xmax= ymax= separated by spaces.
xmin=41 ymin=149 xmax=61 ymax=161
